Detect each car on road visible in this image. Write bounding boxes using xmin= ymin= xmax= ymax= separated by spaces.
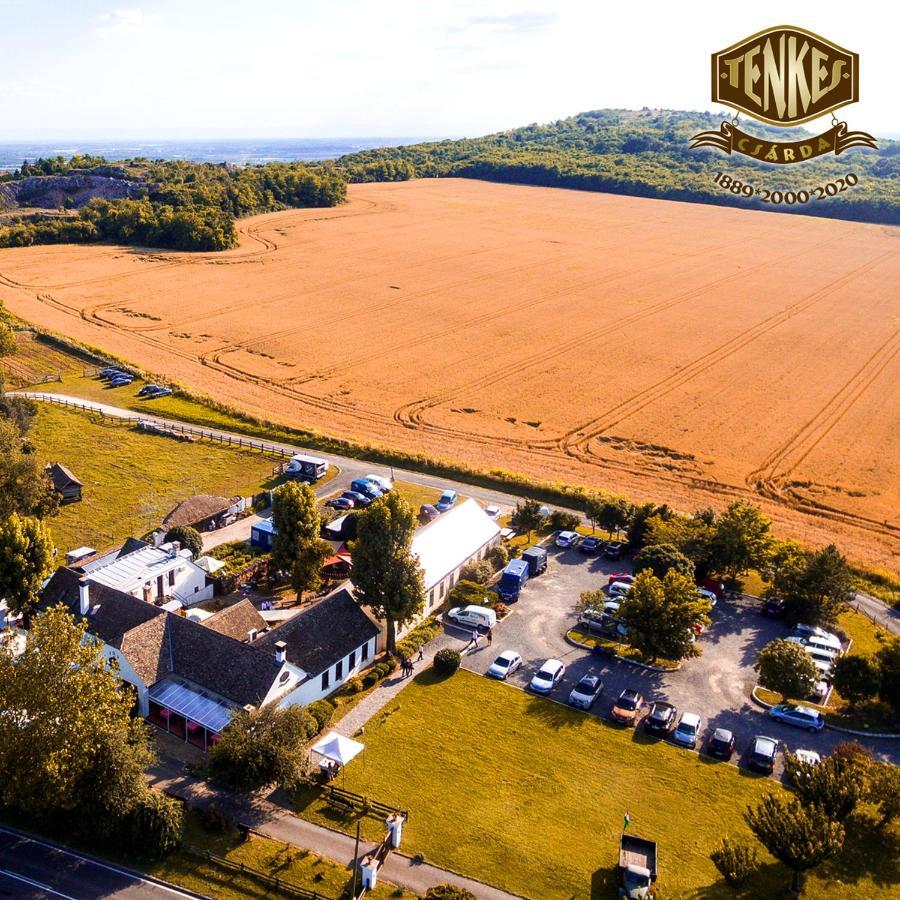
xmin=747 ymin=735 xmax=779 ymax=773
xmin=672 ymin=712 xmax=702 ymax=749
xmin=487 ymin=650 xmax=522 ymax=680
xmin=643 ymin=701 xmax=676 ymax=736
xmin=419 ymin=504 xmax=439 ymax=522
xmin=580 ymin=536 xmax=602 ymax=555
xmin=762 ymin=597 xmax=785 ymax=618
xmin=342 ymin=491 xmax=371 ymax=508
xmin=555 ymin=530 xmax=580 ymax=549
xmin=610 ymin=689 xmax=645 ymax=726
xmin=435 ymin=489 xmax=458 ymax=512
xmin=604 ymin=541 xmax=624 ymax=559
xmin=768 ymin=703 xmax=825 ymax=733
xmin=568 ymin=674 xmax=603 ymax=709
xmin=138 ymin=383 xmax=163 ymax=396
xmin=447 ymin=605 xmax=497 ymax=632
xmin=529 ymin=659 xmax=566 ymax=694
xmin=326 ymin=496 xmax=354 ymax=511
xmin=706 ymin=728 xmax=736 ymax=760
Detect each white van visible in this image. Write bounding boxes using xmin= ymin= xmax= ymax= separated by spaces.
xmin=448 ymin=605 xmax=497 ymax=632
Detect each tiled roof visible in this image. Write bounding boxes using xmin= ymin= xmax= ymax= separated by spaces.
xmin=204 ymin=600 xmax=267 ymax=642
xmin=255 ymin=588 xmax=379 ymax=676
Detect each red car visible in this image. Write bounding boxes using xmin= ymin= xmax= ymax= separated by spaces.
xmin=607 ymin=573 xmax=634 ymax=587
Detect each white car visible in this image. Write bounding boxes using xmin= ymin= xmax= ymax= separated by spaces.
xmin=603 ymin=600 xmax=622 ymax=615
xmin=697 ymin=588 xmax=718 ymax=607
xmin=529 ymin=659 xmax=566 ymax=694
xmin=487 ymin=650 xmax=522 ymax=680
xmin=810 ymin=679 xmax=831 ymax=701
xmin=484 ymin=504 xmax=501 ymax=520
xmin=794 ymin=625 xmax=842 ymax=651
xmin=608 ymin=581 xmax=632 ymax=598
xmin=672 ymin=712 xmax=701 ymax=748
xmin=568 ymin=674 xmax=603 ymax=709
xmin=794 ymin=748 xmax=822 ymax=767
xmin=364 ymin=474 xmax=393 ymax=492
xmin=555 ymin=531 xmax=579 ymax=548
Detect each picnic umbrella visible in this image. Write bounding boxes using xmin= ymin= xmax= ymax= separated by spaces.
xmin=310 ymin=731 xmax=365 ymax=788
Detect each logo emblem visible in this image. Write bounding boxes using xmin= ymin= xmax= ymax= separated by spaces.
xmin=692 ymin=25 xmax=876 ymax=165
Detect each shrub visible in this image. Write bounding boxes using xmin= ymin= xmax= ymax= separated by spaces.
xmin=433 ymin=648 xmax=461 ymax=676
xmin=486 ymin=543 xmax=509 ymax=570
xmin=549 ymin=509 xmax=580 ymax=532
xmin=362 ymin=670 xmax=381 ymax=688
xmin=198 ymin=803 xmax=232 ymax=833
xmin=120 ymin=790 xmax=184 ymax=859
xmin=493 ymin=602 xmax=509 ymax=619
xmin=424 ymin=887 xmax=476 ymax=900
xmin=711 ymin=837 xmax=758 ymax=888
xmin=448 ymin=579 xmax=491 ymax=608
xmin=308 ymin=700 xmax=335 ymax=734
xmin=460 ymin=561 xmax=491 ymax=584
xmin=383 ymin=656 xmax=399 ymax=673
xmin=345 ymin=676 xmax=364 ymax=694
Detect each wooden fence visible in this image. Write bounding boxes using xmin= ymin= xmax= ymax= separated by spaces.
xmin=326 ymin=785 xmax=408 ymax=820
xmin=183 ymin=845 xmax=335 ymax=899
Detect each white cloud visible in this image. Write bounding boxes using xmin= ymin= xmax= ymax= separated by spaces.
xmin=92 ymin=8 xmax=157 ymax=39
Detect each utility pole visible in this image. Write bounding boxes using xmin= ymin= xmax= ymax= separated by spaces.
xmin=351 ymin=820 xmax=361 ymax=899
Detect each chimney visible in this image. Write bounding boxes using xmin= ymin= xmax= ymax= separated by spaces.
xmin=79 ymin=579 xmax=90 ymax=616
xmin=274 ymin=640 xmax=286 ymax=665
xmin=246 ymin=628 xmax=258 ymax=643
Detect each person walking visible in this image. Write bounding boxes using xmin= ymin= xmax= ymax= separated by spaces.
xmin=417 ymin=644 xmax=424 ymax=662
xmin=470 ymin=628 xmax=479 ymax=649
xmin=487 ymin=628 xmax=493 ymax=646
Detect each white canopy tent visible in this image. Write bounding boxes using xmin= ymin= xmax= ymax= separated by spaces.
xmin=310 ymin=731 xmax=365 ymax=786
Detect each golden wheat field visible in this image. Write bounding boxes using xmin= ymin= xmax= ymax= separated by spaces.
xmin=1 ymin=179 xmax=898 ymax=567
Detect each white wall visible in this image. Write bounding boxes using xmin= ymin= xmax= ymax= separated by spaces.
xmin=102 ymin=644 xmax=150 ymax=716
xmin=277 ymin=636 xmax=377 ymax=709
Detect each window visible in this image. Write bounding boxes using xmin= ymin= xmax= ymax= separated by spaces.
xmin=429 ymin=588 xmax=435 ymax=607
xmin=168 ymin=571 xmax=175 ymax=587
xmin=440 ymin=582 xmax=446 ymax=599
xmin=348 ymin=650 xmax=356 ymax=669
xmin=321 ymin=670 xmax=330 ymax=690
xmin=361 ymin=640 xmax=370 ymax=661
xmin=336 ymin=659 xmax=343 ymax=680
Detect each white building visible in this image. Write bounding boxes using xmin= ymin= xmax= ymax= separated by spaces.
xmin=78 ymin=539 xmax=213 ymax=608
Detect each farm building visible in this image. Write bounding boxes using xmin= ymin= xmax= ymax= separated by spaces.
xmin=35 ymin=572 xmax=379 ymax=750
xmin=44 ymin=461 xmax=82 ymax=503
xmin=164 ymin=493 xmax=244 ymax=533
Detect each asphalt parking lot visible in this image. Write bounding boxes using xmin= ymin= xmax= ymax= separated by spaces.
xmin=444 ymin=540 xmax=900 ymax=776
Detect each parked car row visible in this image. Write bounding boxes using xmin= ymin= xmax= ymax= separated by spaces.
xmin=419 ymin=489 xmax=459 ymax=521
xmin=98 ymin=366 xmax=134 ymax=388
xmin=555 ymin=530 xmax=625 ymax=559
xmin=326 ymin=475 xmax=393 ymax=510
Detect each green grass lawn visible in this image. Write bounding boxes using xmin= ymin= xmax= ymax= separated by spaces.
xmin=292 ymin=669 xmax=897 ymax=899
xmin=149 ymin=810 xmax=413 ymax=900
xmin=32 ymin=403 xmax=281 ymax=552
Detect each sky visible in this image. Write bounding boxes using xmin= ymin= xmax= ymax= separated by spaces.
xmin=0 ymin=0 xmax=895 ymax=139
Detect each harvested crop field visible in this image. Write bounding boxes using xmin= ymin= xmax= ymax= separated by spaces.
xmin=1 ymin=179 xmax=898 ymax=567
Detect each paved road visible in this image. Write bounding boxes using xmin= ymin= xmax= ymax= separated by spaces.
xmin=0 ymin=827 xmax=199 ymax=899
xmin=450 ymin=542 xmax=900 ymax=776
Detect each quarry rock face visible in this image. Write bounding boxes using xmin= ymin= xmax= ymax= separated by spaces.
xmin=0 ymin=172 xmax=146 ymax=211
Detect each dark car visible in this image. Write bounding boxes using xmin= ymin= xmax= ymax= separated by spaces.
xmin=706 ymin=728 xmax=736 ymax=760
xmin=747 ymin=735 xmax=779 ymax=773
xmin=108 ymin=376 xmax=133 ymax=387
xmin=138 ymin=383 xmax=162 ymax=396
xmin=419 ymin=504 xmax=439 ymax=522
xmin=580 ymin=536 xmax=602 ymax=555
xmin=610 ymin=689 xmax=645 ymax=726
xmin=341 ymin=491 xmax=371 ymax=508
xmin=762 ymin=597 xmax=785 ymax=618
xmin=604 ymin=541 xmax=624 ymax=560
xmin=643 ymin=701 xmax=677 ymax=736
xmin=326 ymin=496 xmax=354 ymax=511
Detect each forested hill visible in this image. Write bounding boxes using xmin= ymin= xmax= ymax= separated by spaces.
xmin=336 ymin=109 xmax=900 ymax=225
xmin=0 ymin=157 xmax=346 ymax=251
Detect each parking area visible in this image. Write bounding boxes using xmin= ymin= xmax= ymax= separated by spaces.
xmin=446 ymin=541 xmax=900 ymax=776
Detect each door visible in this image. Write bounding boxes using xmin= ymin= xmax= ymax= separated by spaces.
xmin=157 ymin=575 xmax=164 ymax=598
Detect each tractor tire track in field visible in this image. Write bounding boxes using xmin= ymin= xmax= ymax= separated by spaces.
xmin=393 ymin=236 xmax=839 ymax=445
xmin=747 ymin=326 xmax=900 ymax=535
xmin=564 ymin=249 xmax=896 ymax=456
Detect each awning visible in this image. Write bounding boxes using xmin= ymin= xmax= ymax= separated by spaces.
xmin=310 ymin=731 xmax=364 ymax=766
xmin=149 ymin=679 xmax=235 ymax=733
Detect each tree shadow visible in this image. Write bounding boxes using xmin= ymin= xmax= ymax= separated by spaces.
xmin=521 ymin=694 xmax=588 ymax=731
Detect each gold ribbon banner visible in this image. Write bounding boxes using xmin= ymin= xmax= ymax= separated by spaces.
xmin=690 ymin=121 xmax=877 ymax=164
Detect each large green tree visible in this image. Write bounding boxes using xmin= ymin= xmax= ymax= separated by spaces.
xmin=164 ymin=524 xmax=203 ymax=558
xmin=208 ymin=704 xmax=316 ymax=793
xmin=0 ymin=512 xmax=54 ymax=621
xmin=753 ymin=639 xmax=818 ymax=702
xmin=875 ymin=638 xmax=900 ymax=714
xmin=0 ymin=606 xmax=180 ymax=854
xmin=708 ymin=501 xmax=773 ymax=579
xmin=597 ymin=497 xmax=632 ymax=539
xmin=271 ymin=481 xmax=328 ymax=596
xmin=0 ymin=419 xmax=59 ymax=519
xmin=745 ymin=794 xmax=844 ymax=893
xmin=617 ymin=569 xmax=712 ymax=663
xmin=350 ymin=492 xmax=425 ymax=652
xmin=769 ymin=544 xmax=854 ymax=627
xmin=783 ymin=751 xmax=867 ymax=822
xmin=632 ymin=542 xmax=695 ymax=579
xmin=509 ymin=498 xmax=544 ymax=537
xmin=831 ymin=655 xmax=881 ymax=708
